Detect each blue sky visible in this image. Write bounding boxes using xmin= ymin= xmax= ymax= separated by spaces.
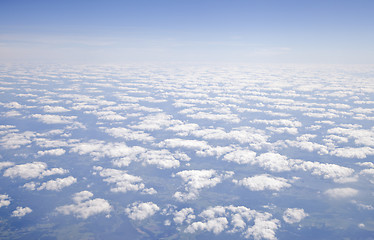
xmin=1 ymin=0 xmax=373 ymax=64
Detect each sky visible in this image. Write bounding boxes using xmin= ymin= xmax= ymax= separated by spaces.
xmin=1 ymin=0 xmax=374 ymax=64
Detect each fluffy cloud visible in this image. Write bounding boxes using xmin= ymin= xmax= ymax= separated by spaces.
xmin=11 ymin=206 xmax=32 ymax=218
xmin=0 ymin=194 xmax=10 ymax=207
xmin=103 ymin=127 xmax=154 ymax=142
xmin=94 ymin=167 xmax=156 ymax=194
xmin=329 ymin=147 xmax=374 ymax=159
xmin=3 ymin=162 xmax=68 ymax=179
xmin=43 ymin=105 xmax=70 ymax=113
xmin=233 ymin=174 xmax=291 ymax=191
xmin=125 ymin=202 xmax=159 ymax=221
xmin=183 ymin=205 xmax=280 ymax=240
xmin=173 ymin=208 xmax=196 ymax=224
xmin=130 ymin=113 xmax=176 ymax=131
xmin=158 ymin=138 xmax=210 ymax=151
xmin=37 ymin=176 xmax=77 ymax=191
xmin=324 ymin=188 xmax=358 ymax=198
xmin=283 ymin=208 xmax=308 ymax=224
xmin=173 ymin=169 xmax=234 ymax=201
xmin=37 ymin=148 xmax=66 ymax=156
xmin=56 ymin=191 xmax=111 ymax=219
xmin=140 ymin=150 xmax=180 ymax=169
xmin=70 ymin=140 xmax=145 ymax=161
xmin=0 ymin=161 xmax=14 ymax=170
xmin=32 ymin=114 xmax=77 ymax=124
xmin=223 ymin=150 xmax=257 ymax=165
xmin=0 ymin=131 xmax=35 ymax=149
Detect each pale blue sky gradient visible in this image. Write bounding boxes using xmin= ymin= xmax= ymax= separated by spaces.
xmin=1 ymin=0 xmax=373 ymax=64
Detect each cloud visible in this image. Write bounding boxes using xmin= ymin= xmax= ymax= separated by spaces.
xmin=324 ymin=188 xmax=358 ymax=198
xmin=187 ymin=111 xmax=240 ymax=123
xmin=223 ymin=149 xmax=257 ymax=165
xmin=233 ymin=174 xmax=291 ymax=191
xmin=32 ymin=114 xmax=77 ymax=124
xmin=183 ymin=205 xmax=280 ymax=240
xmin=158 ymin=138 xmax=210 ymax=151
xmin=37 ymin=148 xmax=66 ymax=156
xmin=103 ymin=127 xmax=154 ymax=142
xmin=173 ymin=169 xmax=233 ymax=201
xmin=283 ymin=208 xmax=308 ymax=224
xmin=11 ymin=206 xmax=32 ymax=218
xmin=252 ymin=119 xmax=302 ymax=128
xmin=255 ymin=152 xmax=291 ymax=172
xmin=43 ymin=105 xmax=70 ymax=113
xmin=0 ymin=131 xmax=35 ymax=149
xmin=140 ymin=149 xmax=180 ymax=169
xmin=94 ymin=167 xmax=156 ymax=194
xmin=125 ymin=201 xmax=159 ymax=221
xmin=37 ymin=176 xmax=77 ymax=191
xmin=3 ymin=162 xmax=68 ymax=179
xmin=173 ymin=208 xmax=195 ymax=224
xmin=130 ymin=113 xmax=177 ymax=131
xmin=329 ymin=147 xmax=374 ymax=159
xmin=0 ymin=161 xmax=14 ymax=170
xmin=70 ymin=140 xmax=146 ymax=161
xmin=0 ymin=194 xmax=10 ymax=207
xmin=56 ymin=191 xmax=111 ymax=219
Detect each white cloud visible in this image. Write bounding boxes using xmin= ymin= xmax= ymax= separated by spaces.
xmin=223 ymin=149 xmax=257 ymax=165
xmin=37 ymin=148 xmax=66 ymax=156
xmin=329 ymin=147 xmax=374 ymax=159
xmin=56 ymin=191 xmax=111 ymax=219
xmin=94 ymin=167 xmax=156 ymax=194
xmin=0 ymin=194 xmax=10 ymax=207
xmin=3 ymin=162 xmax=67 ymax=179
xmin=183 ymin=205 xmax=280 ymax=240
xmin=173 ymin=169 xmax=233 ymax=202
xmin=158 ymin=138 xmax=210 ymax=151
xmin=0 ymin=161 xmax=14 ymax=170
xmin=37 ymin=176 xmax=77 ymax=191
xmin=140 ymin=149 xmax=180 ymax=169
xmin=103 ymin=127 xmax=154 ymax=142
xmin=70 ymin=140 xmax=146 ymax=161
xmin=255 ymin=152 xmax=291 ymax=172
xmin=173 ymin=208 xmax=195 ymax=224
xmin=125 ymin=202 xmax=159 ymax=221
xmin=283 ymin=208 xmax=308 ymax=224
xmin=11 ymin=206 xmax=32 ymax=218
xmin=324 ymin=188 xmax=358 ymax=198
xmin=252 ymin=119 xmax=302 ymax=128
xmin=233 ymin=174 xmax=291 ymax=191
xmin=32 ymin=114 xmax=77 ymax=124
xmin=187 ymin=111 xmax=240 ymax=123
xmin=130 ymin=113 xmax=176 ymax=131
xmin=0 ymin=131 xmax=35 ymax=149
xmin=43 ymin=105 xmax=70 ymax=113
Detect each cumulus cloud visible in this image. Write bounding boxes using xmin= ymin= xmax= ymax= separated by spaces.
xmin=37 ymin=148 xmax=66 ymax=156
xmin=173 ymin=169 xmax=233 ymax=201
xmin=0 ymin=194 xmax=11 ymax=207
xmin=94 ymin=167 xmax=156 ymax=194
xmin=223 ymin=149 xmax=257 ymax=165
xmin=158 ymin=138 xmax=210 ymax=151
xmin=233 ymin=174 xmax=291 ymax=191
xmin=130 ymin=113 xmax=177 ymax=131
xmin=125 ymin=202 xmax=160 ymax=221
xmin=140 ymin=149 xmax=180 ymax=169
xmin=37 ymin=176 xmax=77 ymax=191
xmin=43 ymin=105 xmax=70 ymax=113
xmin=0 ymin=161 xmax=14 ymax=170
xmin=70 ymin=140 xmax=145 ymax=161
xmin=32 ymin=114 xmax=77 ymax=124
xmin=283 ymin=208 xmax=308 ymax=224
xmin=0 ymin=131 xmax=35 ymax=149
xmin=103 ymin=127 xmax=154 ymax=142
xmin=324 ymin=188 xmax=358 ymax=198
xmin=56 ymin=191 xmax=111 ymax=219
xmin=173 ymin=208 xmax=195 ymax=224
xmin=183 ymin=205 xmax=280 ymax=240
xmin=3 ymin=162 xmax=68 ymax=179
xmin=11 ymin=206 xmax=32 ymax=218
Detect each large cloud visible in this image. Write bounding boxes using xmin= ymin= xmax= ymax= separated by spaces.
xmin=125 ymin=201 xmax=160 ymax=221
xmin=233 ymin=174 xmax=291 ymax=191
xmin=283 ymin=208 xmax=308 ymax=224
xmin=173 ymin=169 xmax=234 ymax=201
xmin=56 ymin=191 xmax=111 ymax=219
xmin=324 ymin=187 xmax=358 ymax=198
xmin=3 ymin=162 xmax=68 ymax=179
